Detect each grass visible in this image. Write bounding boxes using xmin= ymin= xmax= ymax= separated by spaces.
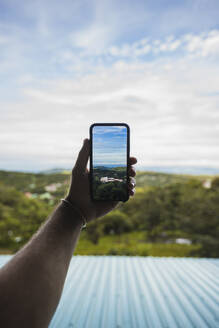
xmin=0 ymin=249 xmax=12 ymax=255
xmin=75 ymin=231 xmax=201 ymax=257
xmin=0 ymin=232 xmax=201 ymax=257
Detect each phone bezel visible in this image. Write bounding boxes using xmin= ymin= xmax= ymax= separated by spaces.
xmin=89 ymin=123 xmax=130 ymax=202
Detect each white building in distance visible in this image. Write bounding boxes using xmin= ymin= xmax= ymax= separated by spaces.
xmin=100 ymin=177 xmax=123 ymax=183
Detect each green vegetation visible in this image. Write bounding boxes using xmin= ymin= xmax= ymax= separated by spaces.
xmin=75 ymin=231 xmax=201 ymax=257
xmin=0 ymin=170 xmax=218 ymax=257
xmin=93 ymin=166 xmax=127 ymax=201
xmin=136 ymin=171 xmax=210 ymax=187
xmin=0 ymin=184 xmax=50 ymax=251
xmin=0 ymin=170 xmax=69 ymax=193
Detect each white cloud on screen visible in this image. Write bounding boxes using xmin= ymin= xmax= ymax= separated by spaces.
xmin=93 ymin=126 xmax=126 ymax=135
xmin=92 ymin=126 xmax=127 ymax=165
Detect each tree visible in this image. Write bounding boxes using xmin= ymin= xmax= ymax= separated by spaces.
xmin=86 ymin=221 xmax=101 ymax=244
xmin=99 ymin=211 xmax=131 ymax=235
xmin=0 ymin=185 xmax=50 ymax=251
xmin=211 ymin=177 xmax=219 ymax=191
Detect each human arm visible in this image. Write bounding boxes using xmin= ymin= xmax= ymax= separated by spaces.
xmin=0 ymin=139 xmax=137 ymax=328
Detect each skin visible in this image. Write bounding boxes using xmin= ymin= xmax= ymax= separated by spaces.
xmin=0 ymin=138 xmax=137 ymax=328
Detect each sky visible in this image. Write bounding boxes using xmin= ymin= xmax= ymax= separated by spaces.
xmin=92 ymin=126 xmax=127 ymax=166
xmin=0 ymin=0 xmax=219 ymax=172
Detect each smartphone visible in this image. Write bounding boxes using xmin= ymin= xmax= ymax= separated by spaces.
xmin=90 ymin=123 xmax=130 ymax=202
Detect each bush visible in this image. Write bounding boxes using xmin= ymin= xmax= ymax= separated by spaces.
xmin=107 ymin=248 xmax=118 ymax=255
xmin=86 ymin=221 xmax=101 ymax=244
xmin=99 ymin=211 xmax=132 ymax=235
xmin=0 ymin=185 xmax=50 ymax=251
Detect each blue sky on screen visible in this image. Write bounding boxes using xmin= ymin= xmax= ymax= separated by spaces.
xmin=0 ymin=0 xmax=219 ymax=171
xmin=93 ymin=126 xmax=127 ymax=166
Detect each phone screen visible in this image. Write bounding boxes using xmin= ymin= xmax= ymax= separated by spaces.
xmin=90 ymin=123 xmax=130 ymax=202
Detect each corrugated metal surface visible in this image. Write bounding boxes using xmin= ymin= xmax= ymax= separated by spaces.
xmin=0 ymin=256 xmax=219 ymax=327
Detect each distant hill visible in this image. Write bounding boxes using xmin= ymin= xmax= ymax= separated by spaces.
xmin=39 ymin=168 xmax=69 ymax=174
xmin=137 ymin=166 xmax=219 ymax=175
xmin=0 ymin=169 xmax=214 ymax=192
xmin=2 ymin=166 xmax=218 ymax=175
xmin=135 ymin=171 xmax=208 ymax=188
xmin=0 ymin=170 xmax=68 ymax=192
xmin=39 ymin=166 xmax=219 ymax=175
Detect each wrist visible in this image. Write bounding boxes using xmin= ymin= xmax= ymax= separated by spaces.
xmin=57 ymin=201 xmax=84 ymax=230
xmin=61 ymin=198 xmax=87 ymax=228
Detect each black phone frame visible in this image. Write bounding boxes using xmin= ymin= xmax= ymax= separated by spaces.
xmin=89 ymin=123 xmax=130 ymax=202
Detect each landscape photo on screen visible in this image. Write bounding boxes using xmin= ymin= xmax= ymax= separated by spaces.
xmin=92 ymin=125 xmax=128 ymax=201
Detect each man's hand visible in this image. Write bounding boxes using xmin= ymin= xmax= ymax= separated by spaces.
xmin=66 ymin=138 xmax=137 ymax=222
xmin=0 ymin=138 xmax=137 ymax=328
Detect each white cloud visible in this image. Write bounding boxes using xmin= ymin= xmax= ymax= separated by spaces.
xmin=1 ymin=46 xmax=219 ymax=170
xmin=71 ymin=24 xmax=115 ymax=54
xmin=1 ymin=0 xmax=219 ymax=171
xmin=185 ymin=30 xmax=219 ymax=56
xmin=106 ymin=30 xmax=219 ymax=58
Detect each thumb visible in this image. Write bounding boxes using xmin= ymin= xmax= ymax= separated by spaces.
xmin=74 ymin=139 xmax=90 ymax=173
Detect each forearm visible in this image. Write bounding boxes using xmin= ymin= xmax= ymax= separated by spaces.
xmin=0 ymin=202 xmax=83 ymax=328
xmin=0 ymin=138 xmax=136 ymax=328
